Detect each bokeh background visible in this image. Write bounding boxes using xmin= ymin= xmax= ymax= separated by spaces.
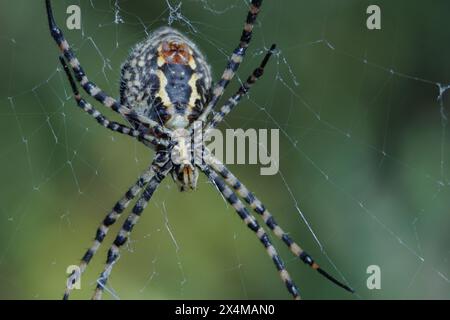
xmin=0 ymin=0 xmax=449 ymax=300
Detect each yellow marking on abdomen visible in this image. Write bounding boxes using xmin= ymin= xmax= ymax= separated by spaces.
xmin=188 ymin=73 xmax=200 ymax=108
xmin=156 ymin=69 xmax=173 ymax=108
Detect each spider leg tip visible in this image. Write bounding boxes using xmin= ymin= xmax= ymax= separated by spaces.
xmin=45 ymin=0 xmax=53 ymax=17
xmin=316 ymin=267 xmax=355 ymax=294
xmin=45 ymin=0 xmax=59 ymax=33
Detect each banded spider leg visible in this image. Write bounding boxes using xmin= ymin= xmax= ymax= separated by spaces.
xmin=92 ymin=154 xmax=173 ymax=300
xmin=204 ymin=154 xmax=355 ymax=296
xmin=46 ymin=0 xmax=171 ymax=138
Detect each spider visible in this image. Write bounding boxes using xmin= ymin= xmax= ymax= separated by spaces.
xmin=46 ymin=0 xmax=354 ymax=300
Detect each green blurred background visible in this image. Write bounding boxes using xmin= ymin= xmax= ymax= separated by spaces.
xmin=0 ymin=0 xmax=449 ymax=300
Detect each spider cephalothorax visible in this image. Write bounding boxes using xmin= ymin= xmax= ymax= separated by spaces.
xmin=169 ymin=127 xmax=201 ymax=191
xmin=46 ymin=0 xmax=354 ymax=300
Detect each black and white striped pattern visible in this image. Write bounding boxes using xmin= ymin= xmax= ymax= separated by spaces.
xmin=63 ymin=168 xmax=153 ymax=300
xmin=200 ymin=0 xmax=263 ymax=122
xmin=59 ymin=57 xmax=169 ymax=148
xmin=205 ymin=44 xmax=276 ymax=134
xmin=77 ymin=97 xmax=168 ymax=147
xmin=92 ymin=157 xmax=172 ymax=300
xmin=46 ymin=0 xmax=171 ymax=139
xmin=206 ymin=155 xmax=355 ymax=294
xmin=202 ymin=165 xmax=301 ymax=300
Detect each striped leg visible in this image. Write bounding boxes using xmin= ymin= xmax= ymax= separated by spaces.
xmin=206 ymin=155 xmax=355 ymax=293
xmin=201 ymin=165 xmax=301 ymax=300
xmin=59 ymin=57 xmax=169 ymax=148
xmin=200 ymin=0 xmax=264 ymax=122
xmin=204 ymin=44 xmax=276 ymax=135
xmin=63 ymin=165 xmax=159 ymax=300
xmin=46 ymin=0 xmax=170 ymax=138
xmin=92 ymin=159 xmax=172 ymax=300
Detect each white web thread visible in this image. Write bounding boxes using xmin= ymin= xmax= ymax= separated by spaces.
xmin=161 ymin=201 xmax=188 ymax=295
xmin=166 ymin=0 xmax=197 ymax=33
xmin=0 ymin=0 xmax=448 ymax=299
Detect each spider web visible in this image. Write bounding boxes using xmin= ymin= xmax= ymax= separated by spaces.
xmin=0 ymin=0 xmax=449 ymax=299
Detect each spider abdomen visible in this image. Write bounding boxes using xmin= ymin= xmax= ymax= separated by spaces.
xmin=120 ymin=27 xmax=212 ymax=130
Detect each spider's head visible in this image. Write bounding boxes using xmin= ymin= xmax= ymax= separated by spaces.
xmin=171 ymin=163 xmax=199 ymax=192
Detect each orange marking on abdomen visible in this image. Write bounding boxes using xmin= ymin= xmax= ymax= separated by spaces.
xmin=159 ymin=41 xmax=192 ymax=65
